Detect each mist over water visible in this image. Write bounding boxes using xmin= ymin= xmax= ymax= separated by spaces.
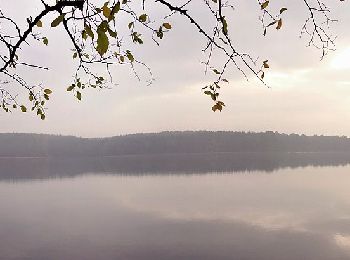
xmin=1 ymin=156 xmax=350 ymax=259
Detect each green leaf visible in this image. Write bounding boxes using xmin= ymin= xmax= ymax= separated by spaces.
xmin=44 ymin=89 xmax=52 ymax=94
xmin=126 ymin=50 xmax=134 ymax=62
xmin=43 ymin=37 xmax=48 ymax=45
xmin=110 ymin=2 xmax=121 ymax=17
xmin=138 ymin=14 xmax=147 ymax=23
xmin=96 ymin=30 xmax=109 ymax=56
xmin=40 ymin=114 xmax=46 ymax=120
xmin=82 ymin=30 xmax=88 ymax=40
xmin=36 ymin=20 xmax=43 ymax=27
xmin=51 ymin=14 xmax=65 ymax=27
xmin=44 ymin=94 xmax=49 ymax=100
xmin=20 ymin=105 xmax=27 ymax=112
xmin=261 ymin=1 xmax=269 ymax=10
xmin=108 ymin=28 xmax=117 ymax=38
xmin=76 ymin=91 xmax=82 ymax=101
xmin=162 ymin=22 xmax=172 ymax=29
xmin=204 ymin=90 xmax=212 ymax=95
xmin=67 ymin=85 xmax=74 ymax=91
xmin=84 ymin=24 xmax=94 ymax=39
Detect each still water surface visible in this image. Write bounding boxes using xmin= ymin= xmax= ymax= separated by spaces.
xmin=1 ymin=157 xmax=350 ymax=259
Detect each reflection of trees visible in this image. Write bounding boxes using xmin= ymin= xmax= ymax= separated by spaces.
xmin=1 ymin=152 xmax=350 ymax=181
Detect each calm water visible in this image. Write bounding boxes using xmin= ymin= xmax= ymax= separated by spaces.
xmin=1 ymin=156 xmax=350 ymax=259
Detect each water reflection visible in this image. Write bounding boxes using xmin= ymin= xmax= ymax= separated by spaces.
xmin=0 ymin=152 xmax=350 ymax=181
xmin=0 ymin=154 xmax=350 ymax=260
xmin=1 ymin=157 xmax=350 ymax=259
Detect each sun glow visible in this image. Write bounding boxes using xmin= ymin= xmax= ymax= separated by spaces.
xmin=331 ymin=48 xmax=350 ymax=69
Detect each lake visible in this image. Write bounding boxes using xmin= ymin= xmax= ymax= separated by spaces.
xmin=1 ymin=154 xmax=350 ymax=259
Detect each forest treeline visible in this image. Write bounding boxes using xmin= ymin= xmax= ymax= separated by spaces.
xmin=0 ymin=131 xmax=350 ymax=157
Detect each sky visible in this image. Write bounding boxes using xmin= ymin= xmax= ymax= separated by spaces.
xmin=0 ymin=0 xmax=350 ymax=137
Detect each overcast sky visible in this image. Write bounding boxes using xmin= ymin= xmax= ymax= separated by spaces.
xmin=0 ymin=0 xmax=350 ymax=137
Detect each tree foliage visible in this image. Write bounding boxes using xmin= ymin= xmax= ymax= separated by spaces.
xmin=0 ymin=0 xmax=347 ymax=118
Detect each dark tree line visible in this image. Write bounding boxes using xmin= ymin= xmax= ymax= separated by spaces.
xmin=1 ymin=131 xmax=350 ymax=157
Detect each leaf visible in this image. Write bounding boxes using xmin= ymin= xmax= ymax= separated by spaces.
xmin=263 ymin=60 xmax=269 ymax=68
xmin=44 ymin=89 xmax=52 ymax=94
xmin=276 ymin=19 xmax=282 ymax=30
xmin=36 ymin=20 xmax=43 ymax=27
xmin=40 ymin=114 xmax=46 ymax=120
xmin=44 ymin=94 xmax=49 ymax=100
xmin=43 ymin=37 xmax=48 ymax=45
xmin=111 ymin=2 xmax=121 ymax=17
xmin=156 ymin=27 xmax=164 ymax=39
xmin=138 ymin=14 xmax=147 ymax=23
xmin=108 ymin=28 xmax=117 ymax=38
xmin=212 ymin=101 xmax=225 ymax=112
xmin=84 ymin=24 xmax=94 ymax=39
xmin=102 ymin=3 xmax=111 ymax=18
xmin=126 ymin=50 xmax=134 ymax=62
xmin=96 ymin=31 xmax=109 ymax=56
xmin=261 ymin=72 xmax=265 ymax=79
xmin=163 ymin=22 xmax=172 ymax=29
xmin=51 ymin=14 xmax=65 ymax=27
xmin=73 ymin=52 xmax=78 ymax=59
xmin=76 ymin=91 xmax=82 ymax=101
xmin=98 ymin=21 xmax=109 ymax=32
xmin=82 ymin=30 xmax=88 ymax=40
xmin=222 ymin=79 xmax=229 ymax=83
xmin=280 ymin=7 xmax=288 ymax=14
xmin=204 ymin=90 xmax=212 ymax=95
xmin=222 ymin=17 xmax=228 ymax=35
xmin=67 ymin=85 xmax=75 ymax=91
xmin=261 ymin=1 xmax=269 ymax=10
xmin=213 ymin=69 xmax=221 ymax=75
xmin=20 ymin=105 xmax=27 ymax=112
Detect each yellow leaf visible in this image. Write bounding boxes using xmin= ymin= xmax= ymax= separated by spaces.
xmin=36 ymin=20 xmax=43 ymax=27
